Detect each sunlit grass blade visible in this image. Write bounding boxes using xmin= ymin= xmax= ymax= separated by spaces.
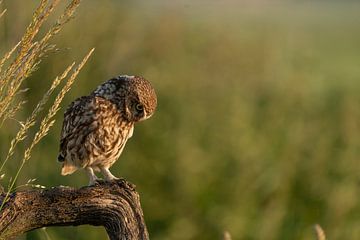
xmin=0 ymin=63 xmax=74 ymax=173
xmin=0 ymin=48 xmax=94 ymax=212
xmin=314 ymin=224 xmax=326 ymax=240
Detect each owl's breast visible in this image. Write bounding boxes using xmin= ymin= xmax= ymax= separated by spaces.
xmin=86 ymin=98 xmax=133 ymax=168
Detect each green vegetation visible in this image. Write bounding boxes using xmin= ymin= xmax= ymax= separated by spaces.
xmin=1 ymin=1 xmax=360 ymax=239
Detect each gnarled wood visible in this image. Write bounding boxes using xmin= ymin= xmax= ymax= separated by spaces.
xmin=0 ymin=179 xmax=149 ymax=240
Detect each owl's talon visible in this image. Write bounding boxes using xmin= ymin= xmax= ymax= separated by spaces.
xmin=93 ymin=179 xmax=105 ymax=185
xmin=100 ymin=167 xmax=119 ymax=182
xmin=86 ymin=167 xmax=100 ymax=186
xmin=104 ymin=177 xmax=119 ymax=182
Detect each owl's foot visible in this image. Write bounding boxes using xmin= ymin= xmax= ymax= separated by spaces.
xmin=86 ymin=167 xmax=99 ymax=186
xmin=100 ymin=167 xmax=119 ymax=182
xmin=92 ymin=179 xmax=106 ymax=186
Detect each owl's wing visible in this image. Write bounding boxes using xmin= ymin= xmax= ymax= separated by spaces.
xmin=58 ymin=96 xmax=96 ymax=162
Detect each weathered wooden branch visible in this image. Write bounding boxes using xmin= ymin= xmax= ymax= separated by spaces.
xmin=0 ymin=179 xmax=149 ymax=240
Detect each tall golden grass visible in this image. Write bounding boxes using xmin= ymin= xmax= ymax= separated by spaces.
xmin=1 ymin=1 xmax=359 ymax=239
xmin=0 ymin=0 xmax=93 ymax=212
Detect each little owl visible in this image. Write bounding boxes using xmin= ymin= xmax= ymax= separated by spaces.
xmin=58 ymin=75 xmax=157 ymax=185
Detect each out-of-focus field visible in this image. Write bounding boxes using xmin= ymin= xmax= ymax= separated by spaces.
xmin=1 ymin=1 xmax=360 ymax=239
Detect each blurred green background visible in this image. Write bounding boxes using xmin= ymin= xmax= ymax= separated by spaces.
xmin=1 ymin=0 xmax=360 ymax=239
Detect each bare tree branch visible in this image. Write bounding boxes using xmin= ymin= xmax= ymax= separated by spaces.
xmin=0 ymin=179 xmax=149 ymax=240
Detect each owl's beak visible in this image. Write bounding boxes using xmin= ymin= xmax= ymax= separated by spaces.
xmin=140 ymin=110 xmax=152 ymax=121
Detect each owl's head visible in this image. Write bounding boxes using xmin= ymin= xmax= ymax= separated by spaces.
xmin=93 ymin=75 xmax=157 ymax=122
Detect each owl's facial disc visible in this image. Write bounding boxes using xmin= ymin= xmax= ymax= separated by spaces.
xmin=139 ymin=109 xmax=152 ymax=121
xmin=125 ymin=98 xmax=154 ymax=122
xmin=127 ymin=76 xmax=157 ymax=122
xmin=135 ymin=103 xmax=152 ymax=121
xmin=133 ymin=102 xmax=145 ymax=121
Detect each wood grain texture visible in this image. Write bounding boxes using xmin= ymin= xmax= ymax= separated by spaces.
xmin=0 ymin=179 xmax=149 ymax=240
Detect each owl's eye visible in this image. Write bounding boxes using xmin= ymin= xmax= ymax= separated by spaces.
xmin=135 ymin=103 xmax=144 ymax=112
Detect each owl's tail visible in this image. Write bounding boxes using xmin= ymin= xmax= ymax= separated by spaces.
xmin=61 ymin=161 xmax=78 ymax=175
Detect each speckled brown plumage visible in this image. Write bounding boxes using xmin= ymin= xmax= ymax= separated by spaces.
xmin=58 ymin=75 xmax=157 ymax=184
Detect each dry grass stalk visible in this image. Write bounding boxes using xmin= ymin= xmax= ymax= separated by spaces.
xmin=41 ymin=227 xmax=53 ymax=240
xmin=0 ymin=0 xmax=81 ymax=127
xmin=0 ymin=63 xmax=74 ymax=173
xmin=0 ymin=0 xmax=90 ymax=212
xmin=0 ymin=42 xmax=20 ymax=76
xmin=0 ymin=99 xmax=26 ymax=127
xmin=0 ymin=0 xmax=83 ymax=171
xmin=0 ymin=0 xmax=55 ymax=103
xmin=0 ymin=48 xmax=94 ymax=211
xmin=0 ymin=9 xmax=6 ymax=19
xmin=24 ymin=48 xmax=94 ymax=163
xmin=314 ymin=224 xmax=326 ymax=240
xmin=222 ymin=231 xmax=232 ymax=240
xmin=0 ymin=0 xmax=5 ymax=19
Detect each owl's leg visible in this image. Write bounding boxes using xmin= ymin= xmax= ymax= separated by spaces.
xmin=85 ymin=167 xmax=98 ymax=185
xmin=100 ymin=167 xmax=118 ymax=181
